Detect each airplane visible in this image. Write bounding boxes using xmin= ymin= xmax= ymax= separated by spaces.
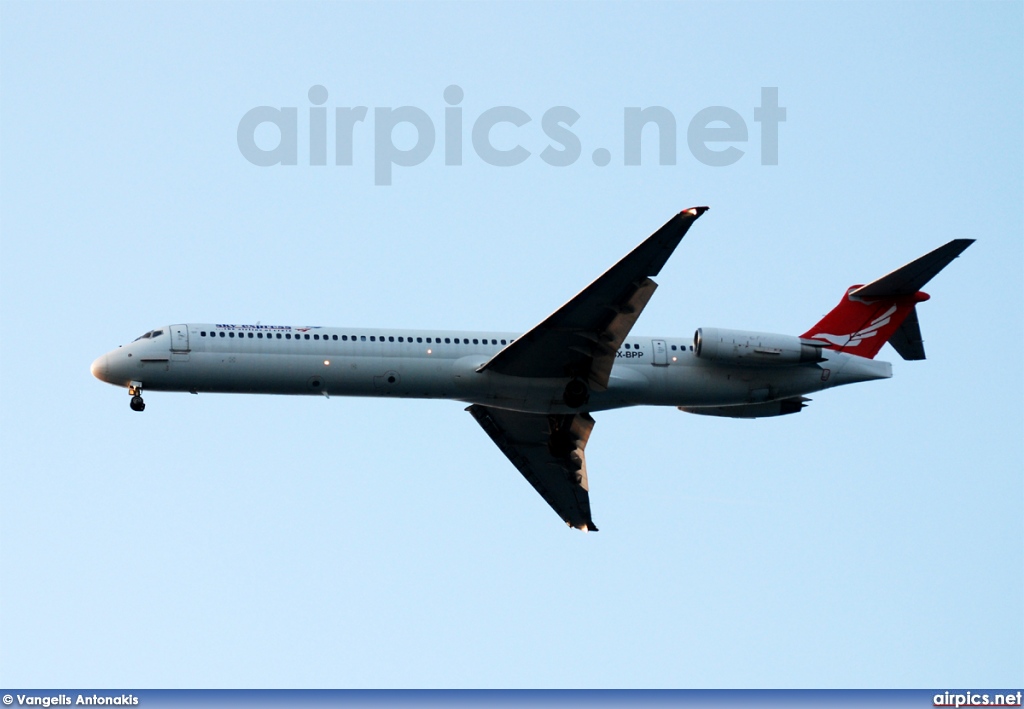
xmin=90 ymin=207 xmax=973 ymax=531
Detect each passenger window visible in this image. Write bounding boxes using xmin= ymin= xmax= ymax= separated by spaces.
xmin=247 ymin=332 xmax=253 ymax=338
xmin=304 ymin=334 xmax=310 ymax=340
xmin=314 ymin=334 xmax=319 ymax=340
xmin=389 ymin=336 xmax=394 ymax=342
xmin=501 ymin=339 xmax=507 ymax=345
xmin=333 ymin=335 xmax=338 ymax=340
xmin=472 ymin=339 xmax=479 ymax=345
xmin=418 ymin=337 xmax=423 ymax=343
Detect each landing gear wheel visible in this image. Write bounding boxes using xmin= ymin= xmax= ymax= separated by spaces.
xmin=563 ymin=379 xmax=589 ymax=409
xmin=130 ymin=395 xmax=146 ymax=412
xmin=548 ymin=430 xmax=576 ymax=458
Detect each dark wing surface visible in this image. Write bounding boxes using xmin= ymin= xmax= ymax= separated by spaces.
xmin=467 ymin=405 xmax=599 ymax=530
xmin=477 ymin=207 xmax=708 ymax=391
xmin=470 ymin=208 xmax=708 ymax=530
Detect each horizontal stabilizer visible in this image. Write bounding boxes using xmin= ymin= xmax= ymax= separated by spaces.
xmin=887 ymin=305 xmax=926 ymax=360
xmin=852 ymin=239 xmax=974 ymax=298
xmin=803 ymin=238 xmax=973 ymax=359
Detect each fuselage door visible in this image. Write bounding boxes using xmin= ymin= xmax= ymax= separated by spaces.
xmin=652 ymin=339 xmax=668 ymax=366
xmin=170 ymin=324 xmax=190 ymax=352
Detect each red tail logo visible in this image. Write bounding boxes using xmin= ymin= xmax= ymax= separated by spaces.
xmin=801 ymin=288 xmax=929 ymax=359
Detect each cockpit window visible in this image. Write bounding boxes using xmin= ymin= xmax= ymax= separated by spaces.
xmin=151 ymin=330 xmax=163 ymax=338
xmin=133 ymin=331 xmax=152 ymax=341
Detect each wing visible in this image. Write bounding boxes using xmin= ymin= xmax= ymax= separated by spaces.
xmin=477 ymin=207 xmax=708 ymax=391
xmin=467 ymin=404 xmax=598 ymax=531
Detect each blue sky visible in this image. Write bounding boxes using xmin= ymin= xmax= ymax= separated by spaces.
xmin=1 ymin=1 xmax=1021 ymax=689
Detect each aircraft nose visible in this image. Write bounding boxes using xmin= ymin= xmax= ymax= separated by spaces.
xmin=90 ymin=354 xmax=109 ymax=382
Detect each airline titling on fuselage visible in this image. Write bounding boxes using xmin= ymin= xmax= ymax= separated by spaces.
xmin=91 ymin=208 xmax=973 ymax=531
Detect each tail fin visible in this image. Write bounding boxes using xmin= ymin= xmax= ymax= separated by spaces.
xmin=801 ymin=239 xmax=973 ymax=360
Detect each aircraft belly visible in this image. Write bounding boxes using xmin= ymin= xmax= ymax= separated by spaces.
xmin=143 ymin=353 xmax=470 ymax=399
xmin=138 ymin=350 xmax=830 ymax=412
xmin=600 ymin=360 xmax=829 ymax=409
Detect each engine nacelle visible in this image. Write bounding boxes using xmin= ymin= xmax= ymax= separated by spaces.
xmin=694 ymin=327 xmax=824 ymax=366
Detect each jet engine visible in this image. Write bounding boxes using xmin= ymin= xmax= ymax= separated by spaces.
xmin=694 ymin=327 xmax=825 ymax=366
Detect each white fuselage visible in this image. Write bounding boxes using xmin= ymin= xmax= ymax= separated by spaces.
xmin=90 ymin=323 xmax=892 ymax=414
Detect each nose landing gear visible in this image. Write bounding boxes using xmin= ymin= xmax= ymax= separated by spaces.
xmin=128 ymin=382 xmax=145 ymax=412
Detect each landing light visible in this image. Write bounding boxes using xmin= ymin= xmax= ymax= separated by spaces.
xmin=324 ymin=360 xmax=330 ymax=365
xmin=672 ymin=356 xmax=677 ymax=362
xmin=427 ymin=348 xmax=432 ymax=354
